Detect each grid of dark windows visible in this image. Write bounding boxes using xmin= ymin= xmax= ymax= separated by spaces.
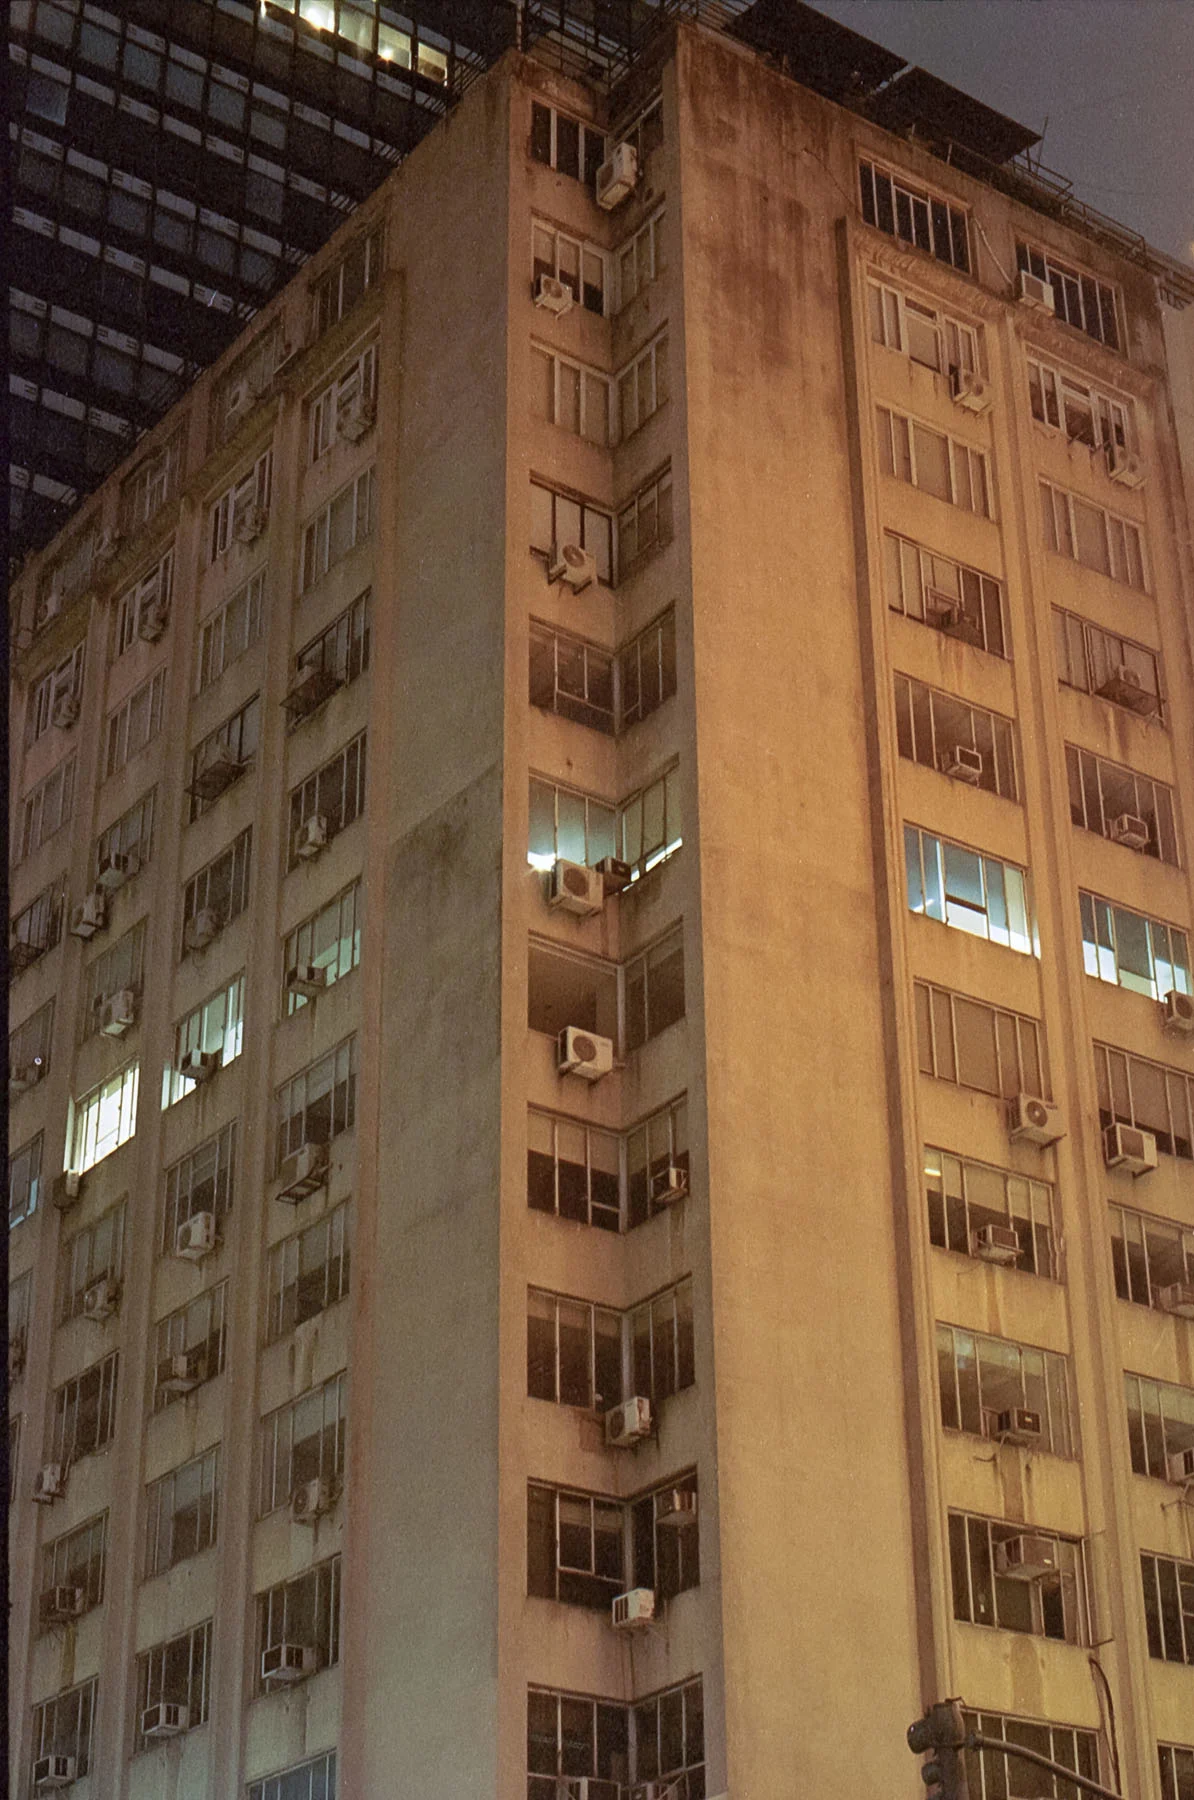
xmin=61 ymin=1204 xmax=125 ymax=1322
xmin=265 ymin=1204 xmax=350 ymax=1343
xmin=860 ymin=159 xmax=970 ymax=271
xmin=1054 ymin=607 xmax=1162 ymax=719
xmin=248 ymin=1752 xmax=338 ymax=1800
xmin=182 ymin=829 xmax=253 ymax=954
xmin=915 ymin=981 xmax=1045 ymax=1101
xmin=163 ymin=1123 xmax=237 ymax=1252
xmin=153 ymin=1285 xmax=228 ymax=1410
xmin=529 ymin=103 xmax=606 ymax=187
xmin=275 ymin=1036 xmax=359 ymax=1170
xmin=1094 ymin=1041 xmax=1194 ymax=1160
xmin=10 ymin=996 xmax=54 ymax=1088
xmin=10 ymin=1132 xmax=43 ymax=1227
xmin=40 ymin=1513 xmax=107 ymax=1625
xmin=895 ymin=675 xmax=1017 ymax=800
xmin=1041 ymin=480 xmax=1145 ymax=590
xmin=51 ymin=1352 xmax=119 ymax=1464
xmin=529 ymin=481 xmax=613 ymax=585
xmin=948 ymin=1512 xmax=1087 ymax=1643
xmin=255 ymin=1557 xmax=341 ymax=1691
xmin=258 ymin=1372 xmax=347 ymax=1516
xmin=961 ymin=1711 xmax=1100 ymax=1800
xmin=1142 ymin=1553 xmax=1194 ymax=1664
xmin=1112 ymin=1205 xmax=1194 ymax=1309
xmin=877 ymin=406 xmax=991 ymax=516
xmin=31 ymin=1679 xmax=97 ymax=1783
xmin=884 ymin=531 xmax=1006 ymax=656
xmin=936 ymin=1324 xmax=1072 ymax=1455
xmin=1159 ymin=1743 xmax=1194 ymax=1800
xmin=287 ymin=734 xmax=366 ymax=869
xmin=10 ymin=878 xmax=66 ymax=973
xmin=926 ymin=1148 xmax=1057 ymax=1277
xmin=145 ymin=1447 xmax=219 ymax=1576
xmin=135 ymin=1620 xmax=211 ymax=1748
xmin=1081 ymin=892 xmax=1189 ymax=999
xmin=188 ymin=696 xmax=260 ymax=821
xmin=1066 ymin=745 xmax=1179 ymax=865
xmin=1016 ymin=241 xmax=1120 ymax=350
xmin=197 ymin=569 xmax=264 ymax=692
xmin=1126 ymin=1374 xmax=1194 ymax=1480
xmin=94 ymin=789 xmax=155 ymax=884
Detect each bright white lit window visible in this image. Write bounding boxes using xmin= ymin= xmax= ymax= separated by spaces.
xmin=72 ymin=1062 xmax=140 ymax=1173
xmin=162 ymin=976 xmax=245 ymax=1108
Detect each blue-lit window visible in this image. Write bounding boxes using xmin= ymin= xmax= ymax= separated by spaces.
xmin=906 ymin=826 xmax=1032 ymax=953
xmin=1080 ymin=893 xmax=1190 ymax=999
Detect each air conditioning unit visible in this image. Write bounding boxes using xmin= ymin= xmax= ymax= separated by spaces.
xmin=295 ymin=813 xmax=329 ymax=860
xmin=1105 ymin=442 xmax=1145 ymax=489
xmin=232 ymin=503 xmax=269 ymax=544
xmin=605 ymin=1395 xmax=652 ymax=1447
xmin=94 ymin=528 xmax=123 ymax=566
xmin=595 ymin=856 xmax=633 ymax=894
xmin=1006 ymin=1094 xmax=1065 ymax=1146
xmin=994 ymin=1534 xmax=1060 ymax=1580
xmin=1097 ymin=664 xmax=1158 ymax=716
xmin=178 ymin=1048 xmax=221 ymax=1085
xmin=36 ymin=584 xmax=64 ymax=629
xmin=534 ymin=272 xmax=574 ymax=315
xmin=973 ymin=1222 xmax=1021 ymax=1266
xmin=189 ymin=740 xmax=245 ymax=803
xmin=81 ymin=1277 xmax=120 ymax=1322
xmin=1166 ymin=1446 xmax=1194 ymax=1486
xmin=1162 ymin=991 xmax=1194 ymax=1035
xmin=557 ymin=1026 xmax=614 ymax=1082
xmin=283 ymin=662 xmax=341 ymax=722
xmin=596 ymin=142 xmax=639 ymax=210
xmin=938 ymin=744 xmax=983 ymax=784
xmin=156 ymin=1348 xmax=208 ymax=1396
xmin=611 ymin=1587 xmax=655 ymax=1629
xmin=1109 ymin=812 xmax=1150 ymax=850
xmin=1157 ymin=1282 xmax=1194 ymax=1319
xmin=650 ymin=1163 xmax=689 ymax=1204
xmin=52 ymin=692 xmax=80 ymax=730
xmin=174 ymin=1210 xmax=218 ymax=1262
xmin=41 ymin=1584 xmax=85 ymax=1623
xmin=277 ymin=1140 xmax=329 ymax=1204
xmin=142 ymin=1702 xmax=189 ymax=1739
xmin=9 ymin=1058 xmax=47 ymax=1098
xmin=70 ymin=890 xmax=107 ymax=940
xmin=184 ymin=908 xmax=222 ymax=953
xmin=96 ymin=852 xmax=136 ymax=892
xmin=336 ymin=395 xmax=376 ymax=443
xmin=986 ymin=1407 xmax=1043 ymax=1447
xmin=548 ymin=542 xmax=598 ymax=592
xmin=138 ymin=597 xmax=169 ymax=642
xmin=656 ymin=1489 xmax=698 ymax=1528
xmin=225 ymin=382 xmax=256 ymax=427
xmin=950 ymin=368 xmax=993 ymax=415
xmin=33 ymin=1754 xmax=77 ymax=1789
xmin=100 ymin=988 xmax=137 ymax=1037
xmin=1017 ymin=269 xmax=1055 ymax=313
xmin=51 ymin=1172 xmax=82 ymax=1212
xmin=549 ymin=859 xmax=605 ymax=917
xmin=33 ymin=1463 xmax=67 ymax=1504
xmin=1103 ymin=1121 xmax=1158 ymax=1176
xmin=261 ymin=1642 xmax=316 ymax=1684
xmin=924 ymin=588 xmax=963 ymax=630
xmin=291 ymin=1476 xmax=334 ymax=1523
xmin=286 ymin=962 xmax=328 ymax=1000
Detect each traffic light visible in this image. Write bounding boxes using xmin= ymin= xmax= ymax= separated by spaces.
xmin=908 ymin=1700 xmax=970 ymax=1800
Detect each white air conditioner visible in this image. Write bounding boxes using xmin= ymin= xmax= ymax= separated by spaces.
xmin=1157 ymin=1282 xmax=1194 ymax=1319
xmin=287 ymin=962 xmax=328 ymax=1000
xmin=100 ymin=988 xmax=137 ymax=1037
xmin=277 ymin=1140 xmax=329 ymax=1204
xmin=296 ymin=813 xmax=329 ymax=860
xmin=973 ymin=1222 xmax=1021 ymax=1266
xmin=175 ymin=1210 xmax=218 ymax=1262
xmin=595 ymin=856 xmax=633 ymax=894
xmin=138 ymin=597 xmax=169 ymax=642
xmin=549 ymin=859 xmax=605 ymax=917
xmin=1166 ymin=1446 xmax=1194 ymax=1486
xmin=924 ymin=588 xmax=963 ymax=630
xmin=1103 ymin=1121 xmax=1158 ymax=1176
xmin=1006 ymin=1094 xmax=1065 ymax=1146
xmin=605 ymin=1395 xmax=652 ymax=1447
xmin=1108 ymin=812 xmax=1150 ymax=850
xmin=1106 ymin=442 xmax=1145 ymax=489
xmin=94 ymin=528 xmax=123 ymax=566
xmin=283 ymin=662 xmax=341 ymax=722
xmin=994 ymin=1534 xmax=1059 ymax=1580
xmin=985 ymin=1406 xmax=1042 ymax=1447
xmin=291 ymin=1476 xmax=334 ymax=1523
xmin=1017 ymin=269 xmax=1055 ymax=313
xmin=41 ymin=1583 xmax=86 ymax=1623
xmin=650 ymin=1163 xmax=689 ymax=1204
xmin=950 ymin=368 xmax=993 ymax=415
xmin=232 ymin=503 xmax=268 ymax=544
xmin=156 ymin=1349 xmax=208 ymax=1396
xmin=596 ymin=142 xmax=639 ymax=210
xmin=938 ymin=744 xmax=983 ymax=784
xmin=1162 ymin=990 xmax=1194 ymax=1035
xmin=36 ymin=584 xmax=64 ymax=629
xmin=96 ymin=852 xmax=136 ymax=892
xmin=548 ymin=542 xmax=597 ymax=592
xmin=9 ymin=1058 xmax=46 ymax=1097
xmin=70 ymin=890 xmax=107 ymax=940
xmin=51 ymin=1172 xmax=82 ymax=1212
xmin=178 ymin=1049 xmax=221 ymax=1085
xmin=534 ymin=273 xmax=575 ymax=315
xmin=225 ymin=382 xmax=256 ymax=427
xmin=184 ymin=907 xmax=222 ymax=953
xmin=33 ymin=1754 xmax=77 ymax=1789
xmin=33 ymin=1463 xmax=67 ymax=1504
xmin=261 ymin=1642 xmax=316 ymax=1684
xmin=611 ymin=1587 xmax=655 ymax=1629
xmin=189 ymin=739 xmax=245 ymax=803
xmin=336 ymin=395 xmax=376 ymax=443
xmin=81 ymin=1277 xmax=120 ymax=1322
xmin=52 ymin=692 xmax=80 ymax=730
xmin=557 ymin=1026 xmax=614 ymax=1081
xmin=656 ymin=1489 xmax=698 ymax=1528
xmin=142 ymin=1702 xmax=189 ymax=1739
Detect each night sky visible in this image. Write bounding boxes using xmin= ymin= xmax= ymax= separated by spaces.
xmin=805 ymin=0 xmax=1194 ymax=265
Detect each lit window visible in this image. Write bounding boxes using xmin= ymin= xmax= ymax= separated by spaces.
xmin=905 ymin=825 xmax=1033 ymax=953
xmin=72 ymin=1062 xmax=140 ymax=1172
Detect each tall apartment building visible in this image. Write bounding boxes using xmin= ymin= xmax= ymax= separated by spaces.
xmin=9 ymin=7 xmax=1194 ymax=1799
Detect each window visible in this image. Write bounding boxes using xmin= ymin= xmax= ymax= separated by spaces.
xmin=877 ymin=407 xmax=991 ymax=516
xmin=631 ymin=1473 xmax=700 ymax=1600
xmin=37 ymin=526 xmax=97 ymax=628
xmin=10 ymin=997 xmax=54 ymax=1087
xmin=1029 ymin=358 xmax=1130 ymax=449
xmin=105 ymin=669 xmax=166 ymax=777
xmin=528 ymin=1095 xmax=688 ymax=1233
xmin=1094 ymin=1041 xmax=1194 ymax=1160
xmin=80 ymin=920 xmax=145 ymax=1040
xmin=632 ymin=1678 xmax=705 ymax=1798
xmin=196 ymin=568 xmax=264 ymax=691
xmin=618 ymin=333 xmax=669 ymax=438
xmin=213 ymin=324 xmax=286 ymax=446
xmin=936 ymin=1323 xmax=1072 ymax=1455
xmin=9 ymin=1414 xmax=21 ymax=1503
xmin=529 ymin=103 xmax=606 ymax=187
xmin=1159 ymin=1744 xmax=1194 ymax=1800
xmin=31 ymin=1680 xmax=97 ymax=1783
xmin=94 ymin=789 xmax=155 ymax=883
xmin=256 ymin=1557 xmax=341 ymax=1689
xmin=182 ymin=829 xmax=252 ymax=953
xmin=528 ymin=1289 xmax=623 ymax=1409
xmin=27 ymin=642 xmax=85 ymax=743
xmin=121 ymin=428 xmax=183 ymax=529
xmin=1053 ymin=607 xmax=1162 ymax=719
xmin=915 ymin=981 xmax=1045 ymax=1100
xmin=527 ymin=1483 xmax=625 ymax=1609
xmin=631 ymin=1281 xmax=695 ymax=1402
xmin=623 ymin=928 xmax=685 ymax=1052
xmin=162 ymin=975 xmax=245 ymax=1106
xmin=531 ymin=346 xmax=612 ymax=446
xmin=41 ymin=1514 xmax=106 ymax=1624
xmin=145 ymin=1447 xmax=220 ymax=1575
xmin=300 ymin=466 xmax=375 ymax=589
xmin=275 ymin=1036 xmax=358 ymax=1170
xmin=1112 ymin=1205 xmax=1194 ymax=1309
xmin=188 ymin=694 xmax=260 ymax=822
xmin=895 ymin=674 xmax=1018 ymax=800
xmin=163 ymin=1123 xmax=237 ymax=1253
xmin=528 ymin=778 xmax=614 ymax=873
xmin=282 ymin=880 xmax=362 ymax=1014
xmin=249 ymin=1751 xmax=338 ymax=1800
xmin=860 ymin=160 xmax=970 ymax=271
xmin=153 ymin=1284 xmax=227 ymax=1409
xmin=61 ymin=1205 xmax=125 ymax=1322
xmin=286 ymin=734 xmax=366 ymax=868
xmin=135 ymin=1621 xmax=211 ymax=1748
xmin=532 ymin=222 xmax=606 ymax=315
xmin=949 ymin=1512 xmax=1088 ymax=1643
xmin=310 ymin=342 xmax=378 ymax=459
xmin=619 ymin=608 xmax=678 ymax=729
xmin=1126 ymin=1374 xmax=1194 ymax=1479
xmin=1142 ymin=1552 xmax=1194 ymax=1664
xmin=114 ymin=551 xmax=173 ymax=655
xmin=18 ymin=756 xmax=75 ymax=858
xmin=1081 ymin=892 xmax=1189 ymax=1000
xmin=530 ymin=622 xmax=614 ymax=734
xmin=618 ymin=94 xmax=664 ymax=163
xmin=883 ymin=531 xmax=1006 ymax=657
xmin=926 ymin=1148 xmax=1058 ymax=1277
xmin=266 ymin=1203 xmax=350 ymax=1342
xmin=527 ymin=1687 xmax=627 ymax=1799
xmin=1017 ymin=241 xmax=1120 ymax=350
xmin=10 ymin=878 xmax=67 ymax=973
xmin=961 ymin=1710 xmax=1101 ymax=1800
xmin=868 ymin=280 xmax=979 ymax=376
xmin=617 ymin=465 xmax=673 ymax=572
xmin=529 ymin=482 xmax=613 ymax=585
xmin=10 ymin=1133 xmax=43 ymax=1227
xmin=618 ymin=208 xmax=666 ymax=310
xmin=1066 ymin=745 xmax=1179 ymax=865
xmin=259 ymin=1373 xmax=347 ymax=1515
xmin=210 ymin=449 xmax=272 ymax=559
xmin=1040 ymin=480 xmax=1145 ymax=590
xmin=10 ymin=1270 xmax=32 ymax=1370
xmin=312 ymin=223 xmax=383 ymax=334
xmin=626 ymin=1098 xmax=690 ymax=1229
xmin=906 ymin=826 xmax=1032 ymax=953
xmin=72 ymin=1061 xmax=140 ymax=1172
xmin=289 ymin=590 xmax=371 ymax=717
xmin=51 ymin=1351 xmax=119 ymax=1464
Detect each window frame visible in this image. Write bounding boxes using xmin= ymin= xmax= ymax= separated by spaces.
xmin=311 ymin=224 xmax=384 ymax=335
xmin=1095 ymin=1040 xmax=1194 ymax=1160
xmin=274 ymin=1035 xmax=359 ymax=1170
xmin=1111 ymin=1203 xmax=1194 ymax=1310
xmin=616 ymin=207 xmax=666 ymax=311
xmin=617 ymin=331 xmax=669 ymax=439
xmin=134 ymin=1620 xmax=212 ymax=1749
xmin=915 ymin=979 xmax=1046 ymax=1101
xmin=265 ymin=1202 xmax=351 ymax=1343
xmin=258 ymin=1371 xmax=348 ymax=1516
xmin=31 ymin=1679 xmax=97 ymax=1782
xmin=181 ymin=828 xmax=253 ymax=955
xmin=196 ymin=568 xmax=264 ymax=692
xmin=905 ymin=824 xmax=1033 ymax=954
xmin=114 ymin=550 xmax=173 ymax=657
xmin=285 ymin=733 xmax=367 ymax=869
xmin=895 ymin=672 xmax=1018 ymax=801
xmin=104 ymin=668 xmax=166 ymax=778
xmin=300 ymin=465 xmax=376 ymax=591
xmin=1141 ymin=1551 xmax=1194 ymax=1665
xmin=926 ymin=1147 xmax=1058 ymax=1278
xmin=531 ymin=220 xmax=608 ymax=316
xmin=162 ymin=974 xmax=245 ymax=1106
xmin=93 ymin=789 xmax=155 ymax=884
xmin=209 ymin=450 xmax=272 ymax=560
xmin=529 ymin=481 xmax=614 ymax=586
xmin=27 ymin=642 xmax=86 ymax=744
xmin=867 ymin=278 xmax=980 ymax=377
xmin=71 ymin=1061 xmax=140 ymax=1172
xmin=10 ymin=1132 xmax=44 ymax=1228
xmin=528 ymin=102 xmax=606 ymax=187
xmin=162 ymin=1122 xmax=237 ymax=1254
xmin=1080 ymin=890 xmax=1189 ymax=1000
xmin=18 ymin=755 xmax=76 ymax=859
xmin=1126 ymin=1372 xmax=1194 ymax=1480
xmin=282 ymin=878 xmax=362 ymax=1014
xmin=255 ymin=1555 xmax=342 ymax=1690
xmin=860 ymin=158 xmax=971 ymax=272
xmin=40 ymin=1513 xmax=107 ymax=1624
xmin=1040 ymin=479 xmax=1146 ymax=591
xmin=50 ymin=1350 xmax=119 ymax=1465
xmin=187 ymin=694 xmax=261 ymax=822
xmin=309 ymin=340 xmax=378 ymax=461
xmin=936 ymin=1322 xmax=1073 ymax=1456
xmin=10 ymin=878 xmax=67 ymax=971
xmin=949 ymin=1509 xmax=1089 ymax=1645
xmin=883 ymin=530 xmax=1007 ymax=657
xmin=877 ymin=405 xmax=992 ymax=517
xmin=153 ymin=1283 xmax=228 ymax=1410
xmin=144 ymin=1446 xmax=220 ymax=1577
xmin=61 ymin=1203 xmax=126 ymax=1322
xmin=531 ymin=343 xmax=613 ymax=447
xmin=1016 ymin=240 xmax=1121 ymax=350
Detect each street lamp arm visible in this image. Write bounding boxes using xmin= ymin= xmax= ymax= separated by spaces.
xmin=967 ymin=1733 xmax=1124 ymax=1800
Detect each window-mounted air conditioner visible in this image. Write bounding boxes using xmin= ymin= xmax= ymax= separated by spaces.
xmin=549 ymin=859 xmax=605 ymax=917
xmin=283 ymin=661 xmax=341 ymax=723
xmin=52 ymin=692 xmax=80 ymax=730
xmin=1166 ymin=1446 xmax=1194 ymax=1486
xmin=189 ymin=739 xmax=245 ymax=803
xmin=611 ymin=1587 xmax=655 ymax=1629
xmin=984 ymin=1406 xmax=1042 ymax=1447
xmin=81 ymin=1277 xmax=120 ymax=1322
xmin=33 ymin=1463 xmax=67 ymax=1504
xmin=225 ymin=382 xmax=257 ymax=428
xmin=9 ymin=1058 xmax=47 ymax=1098
xmin=291 ymin=1476 xmax=334 ymax=1523
xmin=295 ymin=813 xmax=329 ymax=860
xmin=1162 ymin=990 xmax=1194 ymax=1036
xmin=138 ymin=597 xmax=170 ymax=642
xmin=142 ymin=1702 xmax=189 ymax=1739
xmin=51 ymin=1172 xmax=82 ymax=1212
xmin=184 ymin=908 xmax=222 ymax=954
xmin=596 ymin=142 xmax=639 ymax=210
xmin=938 ymin=743 xmax=983 ymax=785
xmin=175 ymin=1210 xmax=218 ymax=1263
xmin=548 ymin=542 xmax=597 ymax=592
xmin=178 ymin=1048 xmax=221 ymax=1085
xmin=656 ymin=1489 xmax=698 ymax=1528
xmin=1105 ymin=442 xmax=1145 ymax=489
xmin=96 ymin=851 xmax=137 ymax=892
xmin=261 ymin=1642 xmax=316 ymax=1685
xmin=286 ymin=962 xmax=328 ymax=1000
xmin=534 ymin=272 xmax=574 ymax=315
xmin=1006 ymin=1094 xmax=1065 ymax=1146
xmin=33 ymin=1754 xmax=77 ymax=1790
xmin=232 ymin=503 xmax=269 ymax=545
xmin=41 ymin=1583 xmax=86 ymax=1624
xmin=1108 ymin=812 xmax=1150 ymax=851
xmin=557 ymin=1026 xmax=614 ymax=1082
xmin=36 ymin=584 xmax=65 ymax=630
xmin=972 ymin=1222 xmax=1021 ymax=1266
xmin=335 ymin=394 xmax=376 ymax=443
xmin=70 ymin=890 xmax=107 ymax=940
xmin=277 ymin=1140 xmax=329 ymax=1204
xmin=605 ymin=1395 xmax=652 ymax=1448
xmin=1103 ymin=1121 xmax=1158 ymax=1176
xmin=650 ymin=1163 xmax=688 ymax=1204
xmin=994 ymin=1534 xmax=1059 ymax=1580
xmin=595 ymin=856 xmax=632 ymax=894
xmin=1016 ymin=270 xmax=1055 ymax=314
xmin=1096 ymin=664 xmax=1158 ymax=716
xmin=924 ymin=588 xmax=963 ymax=631
xmin=950 ymin=367 xmax=993 ymax=415
xmin=94 ymin=528 xmax=123 ymax=566
xmin=100 ymin=988 xmax=137 ymax=1038
xmin=1157 ymin=1281 xmax=1194 ymax=1319
xmin=156 ymin=1348 xmax=208 ymax=1396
